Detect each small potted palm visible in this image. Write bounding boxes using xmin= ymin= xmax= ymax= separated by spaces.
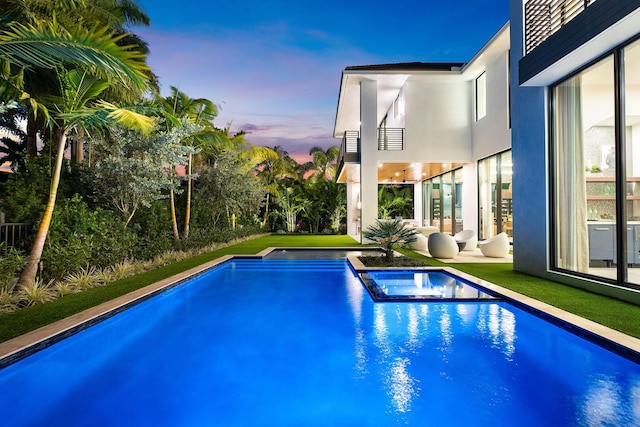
xmin=363 ymin=219 xmax=418 ymax=263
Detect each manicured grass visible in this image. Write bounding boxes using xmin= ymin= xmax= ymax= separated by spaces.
xmin=2 ymin=234 xmax=640 ymax=346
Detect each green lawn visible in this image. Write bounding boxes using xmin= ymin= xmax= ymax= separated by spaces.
xmin=1 ymin=234 xmax=639 ymax=345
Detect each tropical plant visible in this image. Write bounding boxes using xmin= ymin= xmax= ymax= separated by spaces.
xmin=90 ymin=123 xmax=195 ymax=227
xmin=109 ymin=259 xmax=137 ymax=280
xmin=1 ymin=0 xmax=153 ymax=156
xmin=0 ymin=288 xmax=19 ymax=313
xmin=302 ymin=145 xmax=339 ymax=183
xmin=273 ymin=182 xmax=308 ymax=232
xmin=2 ymin=30 xmax=154 ymax=286
xmin=0 ymin=244 xmax=26 ymax=290
xmin=256 ymin=145 xmax=300 ymax=228
xmin=378 ymin=184 xmax=414 ymax=219
xmin=157 ymin=86 xmax=218 ymax=239
xmin=54 ymin=281 xmax=77 ymax=297
xmin=17 ymin=278 xmax=55 ymax=306
xmin=63 ymin=266 xmax=97 ymax=291
xmin=363 ymin=219 xmax=418 ymax=262
xmin=195 ymin=150 xmax=265 ymax=228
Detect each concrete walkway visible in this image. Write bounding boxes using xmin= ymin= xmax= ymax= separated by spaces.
xmin=415 ymin=247 xmax=513 ymax=263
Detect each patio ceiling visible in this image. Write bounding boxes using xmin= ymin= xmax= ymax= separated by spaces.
xmin=337 ymin=161 xmax=465 ymax=184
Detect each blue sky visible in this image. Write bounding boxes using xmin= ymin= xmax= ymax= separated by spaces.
xmin=137 ymin=0 xmax=509 ymax=162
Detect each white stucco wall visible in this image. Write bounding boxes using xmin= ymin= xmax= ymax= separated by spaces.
xmin=403 ymin=77 xmax=472 ymax=163
xmin=359 ymin=79 xmax=379 ymax=241
xmin=471 ymin=51 xmax=512 ymax=160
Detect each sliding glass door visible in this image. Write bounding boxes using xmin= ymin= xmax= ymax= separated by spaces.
xmin=551 ymin=37 xmax=640 ymax=286
xmin=423 ymin=169 xmax=463 ymax=233
xmin=478 ymin=151 xmax=512 ymax=241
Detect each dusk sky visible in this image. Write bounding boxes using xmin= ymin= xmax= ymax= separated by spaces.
xmin=137 ymin=0 xmax=510 ymax=162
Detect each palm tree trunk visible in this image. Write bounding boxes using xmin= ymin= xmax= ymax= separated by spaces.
xmin=18 ymin=130 xmax=68 ymax=285
xmin=183 ymin=153 xmax=192 ymax=239
xmin=26 ymin=116 xmax=39 ymax=157
xmin=262 ymin=193 xmax=270 ymax=227
xmin=170 ymin=187 xmax=180 ymax=240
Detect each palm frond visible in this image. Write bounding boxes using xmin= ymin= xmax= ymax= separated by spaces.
xmin=98 ymin=100 xmax=155 ymax=133
xmin=0 ymin=21 xmax=149 ymax=92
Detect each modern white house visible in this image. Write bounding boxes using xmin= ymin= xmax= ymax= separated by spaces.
xmin=511 ymin=0 xmax=640 ymax=301
xmin=334 ymin=23 xmax=511 ymax=244
xmin=335 ymin=0 xmax=640 ymax=303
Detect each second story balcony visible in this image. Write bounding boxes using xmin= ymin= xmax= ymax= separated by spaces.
xmin=378 ymin=128 xmax=405 ymax=151
xmin=337 ymin=128 xmax=407 ymax=168
xmin=525 ymin=0 xmax=598 ymax=54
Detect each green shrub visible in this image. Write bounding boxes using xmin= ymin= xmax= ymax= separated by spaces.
xmin=40 ymin=194 xmax=135 ymax=280
xmin=0 ymin=245 xmax=26 ymax=290
xmin=363 ymin=219 xmax=418 ymax=262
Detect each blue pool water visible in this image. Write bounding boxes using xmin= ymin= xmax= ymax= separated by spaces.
xmin=361 ymin=270 xmax=497 ymax=301
xmin=1 ymin=256 xmax=640 ymax=426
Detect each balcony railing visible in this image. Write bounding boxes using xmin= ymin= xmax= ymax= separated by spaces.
xmin=525 ymin=0 xmax=598 ymax=54
xmin=338 ymin=131 xmax=360 ymax=166
xmin=378 ymin=128 xmax=405 ymax=151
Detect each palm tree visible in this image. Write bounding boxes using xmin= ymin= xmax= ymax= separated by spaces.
xmin=0 ymin=20 xmax=153 ymax=285
xmin=18 ymin=68 xmax=152 ymax=285
xmin=1 ymin=0 xmax=153 ymax=157
xmin=256 ymin=145 xmax=300 ymax=228
xmin=302 ymin=145 xmax=339 ymax=183
xmin=158 ymin=86 xmax=219 ymax=239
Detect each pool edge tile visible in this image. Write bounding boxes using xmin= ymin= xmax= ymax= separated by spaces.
xmin=0 ymin=254 xmax=237 ymax=365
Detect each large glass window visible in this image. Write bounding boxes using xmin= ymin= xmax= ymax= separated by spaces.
xmin=552 ymin=39 xmax=640 ymax=286
xmin=423 ymin=169 xmax=463 ymax=233
xmin=476 ymin=72 xmax=487 ymax=121
xmin=478 ymin=151 xmax=512 ymax=241
xmin=454 ymin=172 xmax=464 ymax=234
xmin=625 ymin=40 xmax=640 ymax=286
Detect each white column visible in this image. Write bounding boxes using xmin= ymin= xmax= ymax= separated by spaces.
xmin=413 ymin=181 xmax=423 ymax=225
xmin=360 ymin=79 xmax=378 ymax=242
xmin=462 ymin=163 xmax=478 ymax=232
xmin=346 ymin=182 xmax=361 ymax=237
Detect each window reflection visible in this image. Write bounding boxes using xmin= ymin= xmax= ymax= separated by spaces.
xmin=552 ymin=39 xmax=640 ymax=285
xmin=625 ymin=39 xmax=640 ymax=285
xmin=478 ymin=151 xmax=512 ymax=241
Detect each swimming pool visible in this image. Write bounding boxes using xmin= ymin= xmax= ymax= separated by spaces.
xmin=1 ymin=253 xmax=640 ymax=426
xmin=360 ymin=270 xmax=498 ymax=301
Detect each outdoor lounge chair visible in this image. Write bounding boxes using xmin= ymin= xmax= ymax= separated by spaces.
xmin=454 ymin=230 xmax=478 ymax=252
xmin=428 ymin=232 xmax=459 ymax=258
xmin=479 ymin=232 xmax=510 ymax=258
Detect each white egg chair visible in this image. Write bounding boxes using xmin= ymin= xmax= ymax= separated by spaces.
xmin=479 ymin=232 xmax=510 ymax=258
xmin=427 ymin=233 xmax=459 ymax=259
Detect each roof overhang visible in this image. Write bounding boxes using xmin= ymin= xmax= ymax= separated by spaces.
xmin=333 ymin=63 xmax=464 ymax=138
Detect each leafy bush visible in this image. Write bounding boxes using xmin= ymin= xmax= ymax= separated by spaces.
xmin=363 ymin=219 xmax=418 ymax=262
xmin=0 ymin=245 xmax=26 ymax=290
xmin=40 ymin=194 xmax=135 ymax=280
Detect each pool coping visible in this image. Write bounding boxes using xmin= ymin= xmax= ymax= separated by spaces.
xmin=1 ymin=247 xmax=640 ymax=367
